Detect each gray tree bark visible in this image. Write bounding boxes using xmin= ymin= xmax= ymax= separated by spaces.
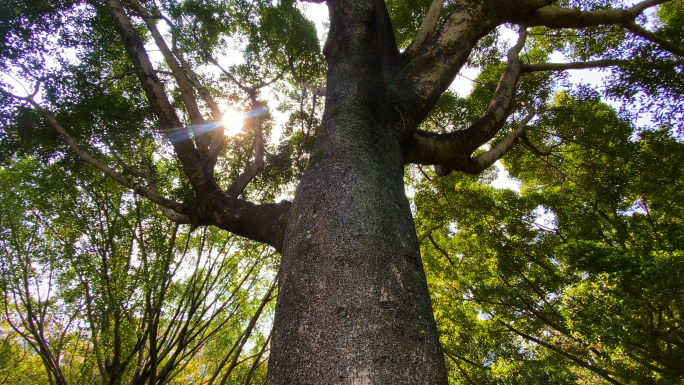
xmin=267 ymin=0 xmax=450 ymax=383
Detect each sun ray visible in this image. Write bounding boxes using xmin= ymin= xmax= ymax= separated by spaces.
xmin=164 ymin=108 xmax=269 ymax=143
xmin=222 ymin=109 xmax=246 ymax=137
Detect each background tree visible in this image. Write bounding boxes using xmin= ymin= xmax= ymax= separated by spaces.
xmin=1 ymin=0 xmax=683 ymax=383
xmin=415 ymin=89 xmax=684 ymax=384
xmin=0 ymin=159 xmax=277 ymax=385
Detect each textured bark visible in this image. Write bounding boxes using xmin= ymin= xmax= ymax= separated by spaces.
xmin=270 ymin=114 xmax=448 ymax=382
xmin=392 ymin=0 xmax=500 ymax=130
xmin=401 ymin=0 xmax=445 ymax=61
xmin=267 ymin=0 xmax=448 ymax=383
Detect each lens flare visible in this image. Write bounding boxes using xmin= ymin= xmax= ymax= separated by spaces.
xmin=166 ymin=122 xmax=221 ymax=143
xmin=164 ymin=107 xmax=268 ymax=143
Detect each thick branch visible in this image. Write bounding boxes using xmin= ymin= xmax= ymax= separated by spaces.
xmin=522 ymin=58 xmax=684 ymax=74
xmin=403 ymin=29 xmax=528 ymax=175
xmin=104 ymin=0 xmax=212 ymax=196
xmin=392 ymin=0 xmax=669 ymax=133
xmin=106 ymin=69 xmax=173 ymax=82
xmin=623 ymin=19 xmax=684 ymax=58
xmin=159 ymin=17 xmax=227 ymax=168
xmin=393 ymin=0 xmax=501 ymax=129
xmin=457 ymin=29 xmax=527 ymax=151
xmin=401 ymin=0 xmax=445 ymax=61
xmin=289 ymin=59 xmax=326 ymax=96
xmin=174 ymin=52 xmax=221 ymax=121
xmin=204 ymin=56 xmax=258 ymax=166
xmin=460 ymin=109 xmax=535 ymax=174
xmin=522 ymin=59 xmax=623 ymax=72
xmin=106 ymin=0 xmax=292 ymax=249
xmin=296 ymin=81 xmax=326 ymax=97
xmin=520 ymin=132 xmax=552 ymax=156
xmin=510 ymin=0 xmax=670 ymax=28
xmin=3 ymin=1 xmax=291 ymax=253
xmin=513 ymin=0 xmax=555 ymax=12
xmin=417 ymin=224 xmax=442 ymax=244
xmin=154 ymin=14 xmax=225 ymax=128
xmin=126 ymin=0 xmax=214 ymax=155
xmin=512 ymin=0 xmax=684 ymax=63
xmin=205 ymin=67 xmax=284 ymax=170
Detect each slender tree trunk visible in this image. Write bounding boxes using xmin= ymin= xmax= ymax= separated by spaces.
xmin=268 ymin=2 xmax=448 ymax=382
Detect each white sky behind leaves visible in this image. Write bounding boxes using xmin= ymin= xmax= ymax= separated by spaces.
xmin=2 ymin=0 xmax=650 ymax=192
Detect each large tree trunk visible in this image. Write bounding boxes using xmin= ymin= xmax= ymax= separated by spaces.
xmin=269 ymin=135 xmax=448 ymax=383
xmin=268 ymin=108 xmax=448 ymax=384
xmin=267 ymin=1 xmax=448 ymax=383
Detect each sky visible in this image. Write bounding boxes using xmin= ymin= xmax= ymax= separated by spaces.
xmin=201 ymin=1 xmax=653 ymax=192
xmin=221 ymin=0 xmax=658 ymax=221
xmin=2 ymin=0 xmax=654 ymax=192
xmin=294 ymin=2 xmax=644 ymax=192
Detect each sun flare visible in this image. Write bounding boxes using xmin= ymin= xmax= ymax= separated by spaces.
xmin=222 ymin=109 xmax=245 ymax=137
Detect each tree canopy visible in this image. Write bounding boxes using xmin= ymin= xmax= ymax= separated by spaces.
xmin=1 ymin=0 xmax=683 ymax=384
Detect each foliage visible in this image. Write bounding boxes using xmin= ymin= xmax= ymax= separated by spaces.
xmin=1 ymin=0 xmax=683 ymax=383
xmin=0 ymin=158 xmax=276 ymax=385
xmin=413 ymin=90 xmax=684 ymax=384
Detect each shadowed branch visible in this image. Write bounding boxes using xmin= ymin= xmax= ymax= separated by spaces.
xmin=623 ymin=19 xmax=684 ymax=58
xmin=403 ymin=28 xmax=529 ymax=176
xmin=510 ymin=0 xmax=670 ymax=28
xmin=401 ymin=0 xmax=445 ymax=62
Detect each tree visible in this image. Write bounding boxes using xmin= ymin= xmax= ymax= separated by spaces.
xmin=1 ymin=0 xmax=683 ymax=383
xmin=415 ymin=89 xmax=684 ymax=384
xmin=0 ymin=158 xmax=277 ymax=385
